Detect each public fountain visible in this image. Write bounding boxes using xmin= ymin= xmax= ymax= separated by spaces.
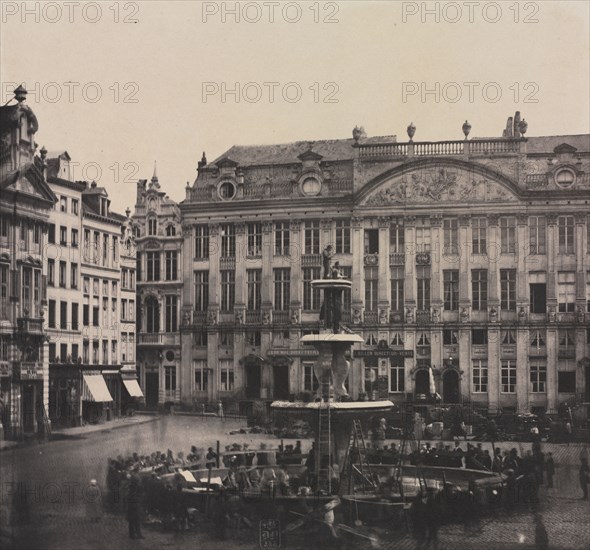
xmin=271 ymin=246 xmax=394 ymax=492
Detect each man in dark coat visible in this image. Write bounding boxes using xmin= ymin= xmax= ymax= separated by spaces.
xmin=127 ymin=470 xmax=143 ymax=539
xmin=545 ymin=453 xmax=555 ymax=488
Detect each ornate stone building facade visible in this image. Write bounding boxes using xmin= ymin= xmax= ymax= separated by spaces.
xmin=1 ymin=86 xmax=55 ymax=438
xmin=134 ymin=169 xmax=183 ymax=408
xmin=136 ymin=115 xmax=590 ymax=415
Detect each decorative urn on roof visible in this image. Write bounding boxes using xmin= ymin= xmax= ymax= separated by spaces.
xmin=518 ymin=119 xmax=528 ymax=136
xmin=462 ymin=120 xmax=471 ymax=139
xmin=407 ymin=122 xmax=416 ymax=142
xmin=352 ymin=126 xmax=362 ymax=143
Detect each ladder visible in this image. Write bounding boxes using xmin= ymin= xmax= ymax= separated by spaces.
xmin=316 ymin=402 xmax=332 ymax=493
xmin=345 ymin=419 xmax=376 ymax=494
xmin=395 ymin=403 xmax=427 ymax=499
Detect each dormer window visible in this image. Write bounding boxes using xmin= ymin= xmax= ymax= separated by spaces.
xmin=148 ymin=218 xmax=157 ymax=236
xmin=301 ymin=176 xmax=321 ymax=196
xmin=218 ymin=180 xmax=236 ymax=200
xmin=166 ymin=225 xmax=176 ymax=237
xmin=20 ymin=116 xmax=29 ymax=142
xmin=555 ymin=168 xmax=576 ymax=188
xmin=100 ymin=198 xmax=108 ymax=216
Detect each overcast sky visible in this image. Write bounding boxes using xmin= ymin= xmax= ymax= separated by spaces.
xmin=2 ymin=0 xmax=589 ymax=211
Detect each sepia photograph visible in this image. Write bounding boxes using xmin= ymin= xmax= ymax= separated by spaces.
xmin=0 ymin=1 xmax=589 ymax=548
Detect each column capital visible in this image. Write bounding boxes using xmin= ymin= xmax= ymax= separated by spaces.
xmin=262 ymin=221 xmax=273 ymax=233
xmin=458 ymin=214 xmax=471 ymax=227
xmin=574 ymin=211 xmax=587 ymax=224
xmin=430 ymin=214 xmax=443 ymax=228
xmin=181 ymin=223 xmax=193 ymax=237
xmin=404 ymin=216 xmax=416 ymax=227
xmin=320 ymin=219 xmax=332 ymax=231
xmin=487 ymin=214 xmax=500 ymax=226
xmin=378 ymin=216 xmax=391 ymax=228
xmin=516 ymin=213 xmax=528 ymax=226
xmin=352 ymin=217 xmax=364 ymax=229
xmin=235 ymin=222 xmax=246 ymax=236
xmin=209 ymin=224 xmax=220 ymax=236
xmin=547 ymin=213 xmax=558 ymax=226
xmin=289 ymin=219 xmax=301 ymax=231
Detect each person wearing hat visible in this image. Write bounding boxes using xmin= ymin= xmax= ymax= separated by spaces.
xmin=126 ymin=467 xmax=143 ymax=539
xmin=86 ymin=479 xmax=103 ymax=522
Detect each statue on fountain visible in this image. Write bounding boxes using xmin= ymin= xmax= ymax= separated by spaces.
xmin=319 ymin=248 xmax=346 ymax=334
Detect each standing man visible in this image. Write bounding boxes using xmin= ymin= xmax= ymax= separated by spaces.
xmin=545 ymin=453 xmax=555 ymax=489
xmin=127 ymin=468 xmax=143 ymax=539
xmin=579 ymin=458 xmax=589 ymax=500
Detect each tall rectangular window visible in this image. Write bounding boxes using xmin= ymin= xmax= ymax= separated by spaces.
xmin=364 ymin=266 xmax=378 ymax=312
xmin=303 ymin=267 xmax=321 ymax=311
xmin=304 ymin=362 xmax=320 ymax=392
xmin=220 ymin=270 xmax=235 ymax=312
xmin=415 ymin=220 xmax=431 ymax=252
xmin=341 ymin=266 xmax=352 ymax=313
xmin=500 ymin=269 xmax=517 ymax=311
xmin=558 ymin=272 xmax=575 ymax=312
xmin=559 ymin=329 xmax=575 ymax=354
xmin=443 ymin=270 xmax=459 ymax=311
xmin=71 ymin=303 xmax=79 ymax=331
xmin=220 ymin=223 xmax=235 ymax=257
xmin=194 ymin=360 xmax=209 ymax=392
xmin=530 ymin=361 xmax=547 ymax=393
xmin=165 ymin=295 xmax=178 ymax=332
xmin=60 ymin=301 xmax=68 ymax=329
xmin=59 ymin=261 xmax=67 ymax=287
xmin=146 ymin=252 xmax=160 ymax=281
xmin=0 ymin=265 xmax=8 ymax=318
xmin=501 ymin=361 xmax=516 ymax=393
xmin=472 ymin=217 xmax=487 ymax=254
xmin=443 ymin=218 xmax=458 ymax=255
xmin=148 ymin=218 xmax=157 ymax=236
xmin=48 ymin=300 xmax=56 ymax=328
xmin=389 ymin=224 xmax=405 ymax=254
xmin=304 ymin=221 xmax=320 ymax=254
xmin=416 ymin=265 xmax=431 ymax=311
xmin=275 ymin=222 xmax=290 ymax=256
xmin=48 ymin=225 xmax=55 ymax=244
xmin=195 ymin=225 xmax=209 ymax=259
xmin=246 ymin=269 xmax=261 ymax=311
xmin=165 ymin=366 xmax=177 ymax=391
xmin=364 ymin=229 xmax=379 ymax=254
xmin=335 ymin=220 xmax=351 ymax=254
xmin=60 ymin=226 xmax=67 ymax=245
xmin=165 ymin=251 xmax=178 ymax=281
xmin=71 ymin=228 xmax=78 ymax=247
xmin=530 ymin=329 xmax=546 ymax=352
xmin=529 ymin=272 xmax=546 ymax=314
xmin=529 ymin=216 xmax=546 ymax=254
xmin=220 ymin=360 xmax=234 ymax=392
xmin=71 ymin=199 xmax=78 ymax=215
xmin=389 ymin=358 xmax=405 ymax=393
xmin=70 ymin=264 xmax=78 ymax=289
xmin=472 ymin=360 xmax=488 ymax=393
xmin=500 ymin=217 xmax=516 ymax=253
xmin=247 ymin=223 xmax=262 ymax=257
xmin=194 ymin=271 xmax=209 ymax=312
xmin=48 ymin=259 xmax=55 ymax=286
xmin=558 ymin=216 xmax=575 ymax=254
xmin=472 ymin=269 xmax=488 ymax=310
xmin=273 ymin=268 xmax=291 ymax=310
xmin=390 ymin=266 xmax=404 ymax=312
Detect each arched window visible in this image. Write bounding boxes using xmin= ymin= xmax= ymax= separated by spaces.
xmin=146 ymin=296 xmax=160 ymax=333
xmin=166 ymin=225 xmax=176 ymax=237
xmin=147 ymin=218 xmax=157 ymax=236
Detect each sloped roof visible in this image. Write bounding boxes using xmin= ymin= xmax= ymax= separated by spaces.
xmin=525 ymin=135 xmax=590 ymax=154
xmin=211 ymin=135 xmax=397 ymax=166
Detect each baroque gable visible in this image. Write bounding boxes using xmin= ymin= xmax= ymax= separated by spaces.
xmin=362 ymin=165 xmax=518 ymax=206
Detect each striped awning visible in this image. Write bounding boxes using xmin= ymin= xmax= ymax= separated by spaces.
xmin=122 ymin=379 xmax=144 ymax=398
xmin=82 ymin=374 xmax=113 ymax=402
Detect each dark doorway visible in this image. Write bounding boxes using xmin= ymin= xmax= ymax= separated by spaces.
xmin=415 ymin=370 xmax=430 ymax=395
xmin=245 ymin=364 xmax=261 ymax=399
xmin=443 ymin=370 xmax=460 ymax=403
xmin=22 ymin=384 xmax=35 ymax=433
xmin=273 ymin=364 xmax=290 ymax=400
xmin=145 ymin=372 xmax=159 ymax=409
xmin=585 ymin=365 xmax=590 ymax=402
